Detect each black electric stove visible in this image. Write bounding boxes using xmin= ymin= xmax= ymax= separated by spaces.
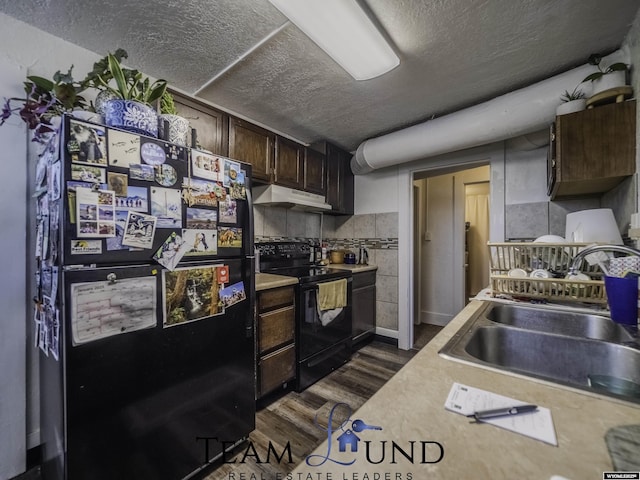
xmin=256 ymin=242 xmax=352 ymax=391
xmin=257 ymin=241 xmax=351 ymax=283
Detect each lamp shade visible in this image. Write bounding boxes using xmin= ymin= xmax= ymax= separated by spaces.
xmin=565 ymin=208 xmax=623 ymax=244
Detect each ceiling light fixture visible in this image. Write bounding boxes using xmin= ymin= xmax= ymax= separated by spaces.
xmin=267 ymin=0 xmax=399 ymax=81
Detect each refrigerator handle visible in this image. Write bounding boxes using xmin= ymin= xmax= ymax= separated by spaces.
xmin=245 ymin=165 xmax=254 ymax=253
xmin=245 ymin=256 xmax=256 ymax=339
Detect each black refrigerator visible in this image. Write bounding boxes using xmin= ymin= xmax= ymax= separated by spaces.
xmin=36 ymin=115 xmax=255 ymax=480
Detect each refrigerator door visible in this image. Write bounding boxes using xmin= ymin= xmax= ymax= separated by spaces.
xmin=59 ymin=115 xmax=254 ymax=267
xmin=58 ymin=260 xmax=255 ymax=480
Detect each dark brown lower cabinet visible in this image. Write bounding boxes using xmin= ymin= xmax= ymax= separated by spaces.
xmin=352 ymin=270 xmax=376 ymax=349
xmin=256 ymin=286 xmax=296 ymax=398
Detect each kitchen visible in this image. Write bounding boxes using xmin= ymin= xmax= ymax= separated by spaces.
xmin=2 ymin=1 xmax=640 ymax=479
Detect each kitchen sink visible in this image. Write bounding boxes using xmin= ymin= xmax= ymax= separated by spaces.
xmin=486 ymin=304 xmax=635 ymax=343
xmin=439 ymin=302 xmax=640 ymax=403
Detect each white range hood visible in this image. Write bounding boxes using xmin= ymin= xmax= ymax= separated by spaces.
xmin=252 ymin=184 xmax=332 ymax=212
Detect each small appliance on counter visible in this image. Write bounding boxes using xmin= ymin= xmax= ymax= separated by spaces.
xmin=344 ymin=251 xmax=357 ymax=264
xmin=358 ymin=246 xmax=369 ymax=265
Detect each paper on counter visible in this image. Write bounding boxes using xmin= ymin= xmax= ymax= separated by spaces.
xmin=444 ymin=382 xmax=557 ymax=446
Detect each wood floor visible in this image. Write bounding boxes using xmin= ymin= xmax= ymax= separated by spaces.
xmin=203 ymin=340 xmax=417 ymax=479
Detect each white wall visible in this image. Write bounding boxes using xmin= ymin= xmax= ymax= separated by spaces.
xmin=0 ymin=57 xmax=28 ymax=480
xmin=354 ymin=165 xmax=399 ymax=214
xmin=0 ymin=13 xmax=103 ymax=477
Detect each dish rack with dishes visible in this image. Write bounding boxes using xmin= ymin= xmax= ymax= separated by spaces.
xmin=488 ymin=242 xmax=606 ymax=304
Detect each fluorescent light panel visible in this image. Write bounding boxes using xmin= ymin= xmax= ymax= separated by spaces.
xmin=267 ymin=0 xmax=399 ymax=80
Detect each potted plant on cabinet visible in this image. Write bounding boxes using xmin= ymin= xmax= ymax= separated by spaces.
xmin=1 ymin=66 xmax=88 ymax=143
xmin=90 ymin=51 xmax=167 ymax=137
xmin=582 ymin=53 xmax=629 ymax=96
xmin=556 ymin=86 xmax=586 ymax=116
xmin=158 ymin=91 xmax=190 ymax=146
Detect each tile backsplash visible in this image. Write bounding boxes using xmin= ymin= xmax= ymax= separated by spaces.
xmin=254 ymin=205 xmax=400 ymax=334
xmin=254 ymin=205 xmax=398 ymax=250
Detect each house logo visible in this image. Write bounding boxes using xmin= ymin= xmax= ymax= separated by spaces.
xmin=306 ymin=402 xmax=383 ymax=467
xmin=305 ymin=402 xmax=444 ymax=469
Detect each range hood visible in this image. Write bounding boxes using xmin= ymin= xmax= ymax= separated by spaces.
xmin=252 ymin=184 xmax=332 ymax=212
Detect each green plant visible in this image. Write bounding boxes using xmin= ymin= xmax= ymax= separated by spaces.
xmin=160 ymin=91 xmax=178 ymax=115
xmin=582 ymin=53 xmax=629 ymax=83
xmin=1 ymin=65 xmax=88 ymax=143
xmin=91 ymin=50 xmax=167 ymax=106
xmin=560 ymin=86 xmax=586 ymax=102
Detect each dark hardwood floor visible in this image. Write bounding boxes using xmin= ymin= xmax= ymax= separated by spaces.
xmin=413 ymin=323 xmax=444 ymax=350
xmin=204 ymin=340 xmax=416 ymax=479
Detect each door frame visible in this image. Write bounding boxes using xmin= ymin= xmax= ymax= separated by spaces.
xmin=397 ymin=143 xmax=506 ymax=350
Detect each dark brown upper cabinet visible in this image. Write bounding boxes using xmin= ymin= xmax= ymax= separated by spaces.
xmin=273 ymin=135 xmax=304 ymax=190
xmin=303 ymin=147 xmax=327 ymax=196
xmin=170 ymin=90 xmax=228 ymax=156
xmin=548 ymin=100 xmax=636 ymax=199
xmin=229 ymin=118 xmax=275 ymax=184
xmin=312 ymin=141 xmax=354 ymax=215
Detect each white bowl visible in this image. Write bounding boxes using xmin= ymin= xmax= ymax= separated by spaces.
xmin=533 ymin=235 xmax=566 ymax=243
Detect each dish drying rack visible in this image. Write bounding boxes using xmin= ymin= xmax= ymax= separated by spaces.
xmin=488 ymin=242 xmax=607 ymax=304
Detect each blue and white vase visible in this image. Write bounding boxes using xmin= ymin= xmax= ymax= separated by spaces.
xmin=103 ymin=99 xmax=159 ymax=137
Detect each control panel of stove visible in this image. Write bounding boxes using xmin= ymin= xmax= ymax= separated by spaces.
xmin=257 ymin=242 xmax=310 ymax=259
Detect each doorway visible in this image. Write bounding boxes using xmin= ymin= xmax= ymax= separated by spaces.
xmin=412 ymin=165 xmax=490 ymax=347
xmin=464 ymin=181 xmax=490 ymax=300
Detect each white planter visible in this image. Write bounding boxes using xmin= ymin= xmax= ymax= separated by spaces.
xmin=591 ymin=70 xmax=626 ymax=96
xmin=556 ymin=99 xmax=586 ymax=116
xmin=158 ymin=114 xmax=190 ymax=146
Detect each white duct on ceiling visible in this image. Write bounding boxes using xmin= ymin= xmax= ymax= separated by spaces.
xmin=351 ymin=49 xmax=629 ymax=174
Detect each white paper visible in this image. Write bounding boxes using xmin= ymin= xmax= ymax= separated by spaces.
xmin=70 ymin=277 xmax=157 ymax=344
xmin=444 ymin=382 xmax=558 ymax=446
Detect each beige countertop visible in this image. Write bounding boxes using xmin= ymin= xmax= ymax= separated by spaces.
xmin=290 ymin=300 xmax=640 ymax=478
xmin=255 ymin=272 xmax=298 ymax=291
xmin=324 ymin=263 xmax=378 ymax=273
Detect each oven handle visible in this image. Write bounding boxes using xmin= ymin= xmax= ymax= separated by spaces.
xmin=300 ymin=276 xmax=352 ymax=291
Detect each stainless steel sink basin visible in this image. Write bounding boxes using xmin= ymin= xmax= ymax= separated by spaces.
xmin=486 ymin=304 xmax=635 ymax=343
xmin=439 ymin=302 xmax=640 ymax=403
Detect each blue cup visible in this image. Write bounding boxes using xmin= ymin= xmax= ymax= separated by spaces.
xmin=604 ymin=275 xmax=638 ymax=326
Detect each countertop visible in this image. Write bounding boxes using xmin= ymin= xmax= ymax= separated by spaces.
xmin=255 ymin=272 xmax=298 ymax=291
xmin=290 ymin=300 xmax=640 ymax=478
xmin=324 ymin=263 xmax=378 ymax=273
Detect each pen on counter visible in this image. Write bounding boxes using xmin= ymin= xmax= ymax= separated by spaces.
xmin=467 ymin=404 xmax=538 ymax=422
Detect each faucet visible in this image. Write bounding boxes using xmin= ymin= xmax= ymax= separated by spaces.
xmin=568 ymin=244 xmax=640 ymax=276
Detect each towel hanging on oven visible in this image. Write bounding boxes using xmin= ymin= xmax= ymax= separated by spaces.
xmin=317 ymin=278 xmax=347 ymax=310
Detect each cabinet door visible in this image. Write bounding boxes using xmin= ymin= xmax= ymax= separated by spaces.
xmin=304 ymin=147 xmax=326 ymax=195
xmin=258 ymin=306 xmax=295 ymax=354
xmin=259 ymin=344 xmax=295 ymax=397
xmin=326 ymin=143 xmax=354 ymax=215
xmin=229 ymin=118 xmax=274 ymax=183
xmin=352 ymin=284 xmax=376 ymax=343
xmin=553 ymin=100 xmax=636 ymax=198
xmin=274 ymin=136 xmax=304 ymax=189
xmin=170 ymin=91 xmax=228 ymax=155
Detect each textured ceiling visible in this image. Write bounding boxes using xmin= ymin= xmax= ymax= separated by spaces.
xmin=0 ymin=0 xmax=638 ymax=151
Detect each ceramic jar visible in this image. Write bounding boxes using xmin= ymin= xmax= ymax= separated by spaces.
xmin=158 ymin=114 xmax=190 ymax=146
xmin=103 ymin=99 xmax=159 ymax=137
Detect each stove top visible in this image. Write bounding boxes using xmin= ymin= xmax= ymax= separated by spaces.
xmin=257 ymin=241 xmax=351 ymax=283
xmin=263 ymin=265 xmax=351 ymax=283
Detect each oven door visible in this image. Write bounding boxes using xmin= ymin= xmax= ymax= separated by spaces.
xmin=297 ymin=277 xmax=353 ymax=361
